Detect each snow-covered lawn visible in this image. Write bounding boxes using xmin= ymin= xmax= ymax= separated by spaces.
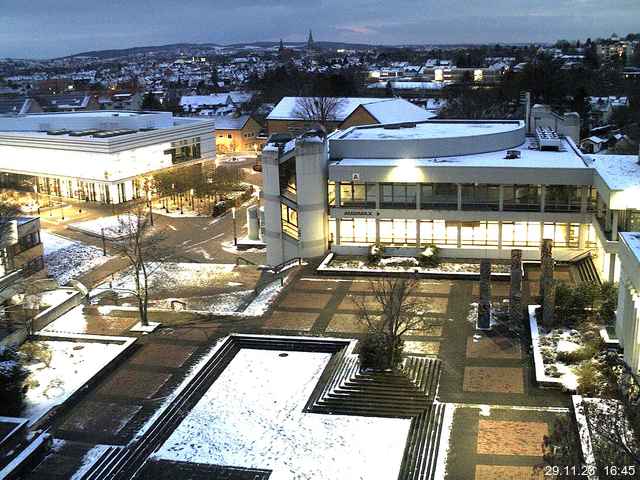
xmin=153 ymin=349 xmax=411 ymax=480
xmin=42 ymin=231 xmax=112 ymax=285
xmin=20 ymin=338 xmax=129 ymax=424
xmin=149 ymin=291 xmax=254 ymax=314
xmin=68 ymin=215 xmax=139 ymax=240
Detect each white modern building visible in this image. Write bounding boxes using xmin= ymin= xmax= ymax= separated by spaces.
xmin=0 ymin=111 xmax=216 ymax=204
xmin=263 ymin=119 xmax=639 ymax=282
xmin=617 ymin=232 xmax=640 ymax=374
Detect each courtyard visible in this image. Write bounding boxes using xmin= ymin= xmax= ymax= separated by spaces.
xmin=19 ymin=261 xmax=577 ymax=479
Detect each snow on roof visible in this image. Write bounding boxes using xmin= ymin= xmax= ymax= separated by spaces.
xmin=584 ymin=136 xmax=607 ymax=144
xmin=621 ymin=232 xmax=640 ymax=264
xmin=340 ymin=121 xmax=521 ymax=141
xmin=367 ymin=81 xmax=444 ymax=90
xmin=267 ymin=97 xmax=411 ymax=122
xmin=333 ymin=138 xmax=586 ymax=170
xmin=228 ymin=91 xmax=254 ymax=104
xmin=180 ymin=94 xmax=231 ymax=108
xmin=591 ymin=154 xmax=640 ymax=191
xmin=361 ymin=99 xmax=435 ymax=123
xmin=214 ymin=115 xmax=251 ymax=130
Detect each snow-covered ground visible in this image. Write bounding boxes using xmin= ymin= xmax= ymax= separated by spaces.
xmin=94 ymin=263 xmax=239 ymax=294
xmin=153 ymin=349 xmax=410 ymax=480
xmin=20 ymin=338 xmax=128 ymax=424
xmin=149 ymin=291 xmax=254 ymax=314
xmin=39 ymin=305 xmax=89 ymax=335
xmin=42 ymin=231 xmax=112 ymax=285
xmin=68 ymin=215 xmax=139 ymax=240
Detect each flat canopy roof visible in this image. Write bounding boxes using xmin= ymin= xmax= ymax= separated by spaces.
xmin=338 ymin=120 xmax=523 ymax=141
xmin=591 ymin=154 xmax=640 ymax=191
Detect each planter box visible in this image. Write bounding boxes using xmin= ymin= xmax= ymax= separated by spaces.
xmin=318 ymin=253 xmax=511 ymax=280
xmin=571 ymin=395 xmax=599 ymax=480
xmin=528 ymin=305 xmax=567 ymax=389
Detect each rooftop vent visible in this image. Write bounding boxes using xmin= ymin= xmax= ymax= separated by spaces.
xmin=535 ymin=127 xmax=562 ymax=150
xmin=505 ymin=150 xmax=521 ymax=159
xmin=383 ymin=122 xmax=416 ymax=130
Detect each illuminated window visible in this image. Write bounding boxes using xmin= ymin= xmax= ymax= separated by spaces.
xmin=280 ymin=203 xmax=299 ymax=239
xmin=419 ymin=220 xmax=457 ymax=246
xmin=460 ymin=221 xmax=499 ymax=246
xmin=164 ymin=137 xmax=202 ymax=165
xmin=339 ymin=218 xmax=376 ymax=244
xmin=340 ymin=182 xmax=376 ymax=208
xmin=379 ymin=219 xmax=417 ymax=245
xmin=474 ymin=69 xmax=483 ymax=82
xmin=434 ymin=69 xmax=443 ymax=81
xmin=329 ymin=218 xmax=336 ymax=244
xmin=328 ymin=182 xmax=336 ymax=207
xmin=502 ymin=221 xmax=541 ymax=247
xmin=542 ymin=222 xmax=580 ymax=248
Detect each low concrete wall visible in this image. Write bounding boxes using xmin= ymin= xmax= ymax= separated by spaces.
xmin=571 ymin=395 xmax=599 ymax=480
xmin=528 ymin=305 xmax=566 ymax=389
xmin=31 ymin=289 xmax=85 ymax=332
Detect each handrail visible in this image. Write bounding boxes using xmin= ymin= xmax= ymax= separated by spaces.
xmin=235 ymin=256 xmax=258 ymax=266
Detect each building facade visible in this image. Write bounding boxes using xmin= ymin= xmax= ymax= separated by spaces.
xmin=0 ymin=216 xmax=45 ymax=280
xmin=263 ymin=119 xmax=638 ymax=286
xmin=0 ymin=111 xmax=216 ymax=204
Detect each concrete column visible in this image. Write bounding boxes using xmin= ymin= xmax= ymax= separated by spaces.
xmin=541 ymin=238 xmax=555 ymax=326
xmin=616 ymin=275 xmax=628 ymax=347
xmin=335 ymin=181 xmax=341 ymax=207
xmin=262 ymin=145 xmax=284 ymax=265
xmin=457 ymin=184 xmax=462 ymax=211
xmin=416 ymin=184 xmax=421 ymax=211
xmin=628 ymin=296 xmax=640 ymax=373
xmin=498 ymin=221 xmax=503 ymax=250
xmin=611 ymin=210 xmax=619 ymax=241
xmin=498 ymin=185 xmax=504 ymax=212
xmin=456 ymin=223 xmax=462 ymax=248
xmin=540 ymin=185 xmax=546 ymax=213
xmin=374 ymin=182 xmax=380 ymax=210
xmin=578 ymin=224 xmax=587 ymax=249
xmin=510 ymin=249 xmax=523 ymax=324
xmin=335 ymin=218 xmax=341 ymax=245
xmin=375 ymin=218 xmax=380 ymax=244
xmin=416 ymin=219 xmax=421 ymax=248
xmin=478 ymin=259 xmax=492 ymax=329
xmin=608 ymin=253 xmax=617 ymax=283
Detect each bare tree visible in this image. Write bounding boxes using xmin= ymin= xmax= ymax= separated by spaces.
xmin=354 ymin=277 xmax=430 ymax=370
xmin=293 ymin=96 xmax=347 ymax=131
xmin=108 ymin=206 xmax=171 ymax=326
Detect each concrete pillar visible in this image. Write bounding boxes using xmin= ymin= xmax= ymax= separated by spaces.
xmin=498 ymin=221 xmax=503 ymax=250
xmin=608 ymin=253 xmax=617 ymax=283
xmin=246 ymin=205 xmax=260 ymax=240
xmin=612 ymin=210 xmax=619 ymax=241
xmin=498 ymin=185 xmax=504 ymax=212
xmin=616 ymin=274 xmax=628 ymax=347
xmin=580 ymin=186 xmax=589 ymax=213
xmin=295 ymin=136 xmax=329 ymax=259
xmin=510 ymin=249 xmax=523 ymax=324
xmin=478 ymin=259 xmax=492 ymax=329
xmin=541 ymin=238 xmax=555 ymax=326
xmin=457 ymin=184 xmax=462 ymax=211
xmin=374 ymin=182 xmax=380 ymax=210
xmin=262 ymin=145 xmax=285 ymax=265
xmin=540 ymin=185 xmax=546 ymax=213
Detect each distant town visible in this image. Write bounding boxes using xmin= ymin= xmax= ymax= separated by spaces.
xmin=1 ymin=28 xmax=640 ymax=480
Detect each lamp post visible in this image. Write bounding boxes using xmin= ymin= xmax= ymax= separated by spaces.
xmin=232 ymin=206 xmax=237 ymax=246
xmin=101 ymin=227 xmax=107 ymax=256
xmin=147 ymin=190 xmax=154 ymax=226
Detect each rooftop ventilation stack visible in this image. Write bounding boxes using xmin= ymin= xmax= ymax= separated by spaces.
xmin=535 ymin=127 xmax=562 ymax=151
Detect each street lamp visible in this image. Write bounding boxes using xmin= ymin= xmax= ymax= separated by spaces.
xmin=147 ymin=190 xmax=154 ymax=226
xmin=232 ymin=206 xmax=237 ymax=246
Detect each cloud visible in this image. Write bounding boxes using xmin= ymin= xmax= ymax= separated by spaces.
xmin=0 ymin=0 xmax=639 ymax=57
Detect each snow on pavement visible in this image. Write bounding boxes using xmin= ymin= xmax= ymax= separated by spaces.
xmin=153 ymin=349 xmax=411 ymax=480
xmin=20 ymin=339 xmax=127 ymax=424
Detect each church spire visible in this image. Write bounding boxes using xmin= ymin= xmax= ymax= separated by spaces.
xmin=307 ymin=29 xmax=314 ymax=51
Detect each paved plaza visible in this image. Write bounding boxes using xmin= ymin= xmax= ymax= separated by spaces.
xmin=24 ymin=262 xmax=575 ymax=479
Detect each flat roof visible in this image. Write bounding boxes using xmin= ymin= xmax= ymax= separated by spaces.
xmin=332 ymin=137 xmax=588 ymax=170
xmin=338 ymin=120 xmax=523 ymax=141
xmin=19 ymin=111 xmax=145 ymax=118
xmin=621 ymin=232 xmax=640 ymax=264
xmin=591 ymin=154 xmax=640 ymax=191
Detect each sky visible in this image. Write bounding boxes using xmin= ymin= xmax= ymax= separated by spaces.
xmin=2 ymin=0 xmax=639 ymax=59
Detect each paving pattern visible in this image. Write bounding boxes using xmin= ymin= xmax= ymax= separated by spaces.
xmin=24 ymin=263 xmax=577 ymax=479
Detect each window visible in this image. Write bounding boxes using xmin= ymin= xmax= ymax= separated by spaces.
xmin=339 ymin=218 xmax=376 ymax=244
xmin=380 ymin=183 xmax=417 ymax=209
xmin=420 ymin=183 xmax=458 ymax=209
xmin=279 ymin=157 xmax=297 ymax=202
xmin=503 ymin=185 xmax=540 ymax=212
xmin=502 ymin=222 xmax=541 ymax=247
xmin=328 ymin=182 xmax=336 ymax=207
xmin=545 ymin=186 xmax=581 ymax=212
xmin=379 ymin=219 xmax=416 ymax=245
xmin=461 ymin=184 xmax=499 ymax=211
xmin=419 ymin=220 xmax=458 ymax=246
xmin=460 ymin=221 xmax=499 ymax=246
xmin=340 ymin=182 xmax=376 ymax=208
xmin=164 ymin=137 xmax=202 ymax=165
xmin=281 ymin=203 xmax=299 ymax=239
xmin=542 ymin=222 xmax=580 ymax=248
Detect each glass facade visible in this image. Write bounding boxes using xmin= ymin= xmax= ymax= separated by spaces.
xmin=461 ymin=184 xmax=499 ymax=211
xmin=503 ymin=185 xmax=541 ymax=211
xmin=339 ymin=218 xmax=376 ymax=244
xmin=380 ymin=183 xmax=417 ymax=209
xmin=340 ymin=182 xmax=376 ymax=208
xmin=420 ymin=183 xmax=458 ymax=209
